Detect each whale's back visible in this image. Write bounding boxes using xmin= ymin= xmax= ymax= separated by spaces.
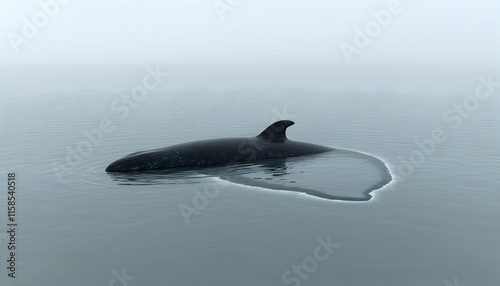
xmin=105 ymin=120 xmax=334 ymax=172
xmin=105 ymin=137 xmax=333 ymax=172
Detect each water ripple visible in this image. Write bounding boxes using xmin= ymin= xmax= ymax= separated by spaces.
xmin=104 ymin=149 xmax=392 ymax=201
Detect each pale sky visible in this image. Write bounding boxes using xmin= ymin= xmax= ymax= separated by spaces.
xmin=1 ymin=0 xmax=499 ymax=65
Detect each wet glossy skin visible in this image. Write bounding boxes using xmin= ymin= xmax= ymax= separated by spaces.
xmin=105 ymin=120 xmax=333 ymax=172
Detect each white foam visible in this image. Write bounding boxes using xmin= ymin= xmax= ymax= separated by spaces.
xmin=210 ymin=149 xmax=396 ymax=203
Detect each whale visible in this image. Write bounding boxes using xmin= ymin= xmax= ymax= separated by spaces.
xmin=105 ymin=120 xmax=334 ymax=172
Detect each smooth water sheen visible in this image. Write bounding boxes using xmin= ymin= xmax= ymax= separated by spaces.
xmin=0 ymin=65 xmax=499 ymax=286
xmin=108 ymin=150 xmax=392 ymax=201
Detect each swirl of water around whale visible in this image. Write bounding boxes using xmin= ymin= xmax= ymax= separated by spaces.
xmin=105 ymin=121 xmax=392 ymax=201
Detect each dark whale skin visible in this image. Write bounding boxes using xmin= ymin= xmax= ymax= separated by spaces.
xmin=105 ymin=120 xmax=333 ymax=172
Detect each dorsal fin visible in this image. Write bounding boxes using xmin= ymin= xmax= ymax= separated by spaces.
xmin=257 ymin=120 xmax=295 ymax=143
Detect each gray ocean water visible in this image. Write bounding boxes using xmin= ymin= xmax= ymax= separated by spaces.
xmin=1 ymin=65 xmax=499 ymax=286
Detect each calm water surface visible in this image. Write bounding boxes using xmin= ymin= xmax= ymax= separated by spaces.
xmin=0 ymin=65 xmax=499 ymax=286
